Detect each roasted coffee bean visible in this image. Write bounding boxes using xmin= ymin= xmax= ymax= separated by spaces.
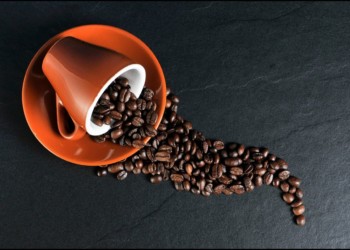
xmin=224 ymin=157 xmax=242 ymax=167
xmin=150 ymin=175 xmax=163 ymax=184
xmin=230 ymin=184 xmax=245 ymax=195
xmin=295 ymin=188 xmax=303 ymax=199
xmin=280 ymin=182 xmax=290 ymax=193
xmin=263 ymin=172 xmax=274 ymax=185
xmin=272 ymin=177 xmax=281 ymax=187
xmin=114 ymin=76 xmax=128 ymax=87
xmin=288 ymin=176 xmax=301 ymax=187
xmin=154 ymin=151 xmax=171 ymax=162
xmin=276 ymin=158 xmax=288 ymax=170
xmin=282 ymin=193 xmax=295 ymax=204
xmin=218 ymin=175 xmax=232 ymax=185
xmin=290 ymin=198 xmax=303 ymax=208
xmin=183 ymin=180 xmax=191 ymax=191
xmin=91 ymin=135 xmax=106 ymax=143
xmin=213 ymin=140 xmax=225 ymax=150
xmin=124 ymin=161 xmax=134 ymax=172
xmin=230 ymin=166 xmax=243 ymax=176
xmin=116 ymin=170 xmax=128 ymax=180
xmin=244 ymin=177 xmax=254 ymax=192
xmin=295 ymin=215 xmax=306 ymax=226
xmin=111 ymin=128 xmax=124 ymax=140
xmin=213 ymin=184 xmax=226 ymax=195
xmin=107 ymin=163 xmax=124 ymax=173
xmin=145 ymin=125 xmax=157 ymax=137
xmin=252 ymin=152 xmax=264 ymax=162
xmin=133 ymin=168 xmax=142 ymax=175
xmin=131 ymin=117 xmax=144 ymax=127
xmin=278 ymin=170 xmax=290 ymax=181
xmin=292 ymin=205 xmax=305 ymax=216
xmin=126 ymin=100 xmax=137 ymax=111
xmin=96 ymin=168 xmax=108 ymax=177
xmin=132 ymin=139 xmax=146 ymax=149
xmin=142 ymin=88 xmax=154 ymax=101
xmin=170 ymin=173 xmax=184 ymax=182
xmin=254 ymin=167 xmax=267 ymax=176
xmin=92 ymin=117 xmax=104 ymax=126
xmin=254 ymin=176 xmax=263 ymax=187
xmin=269 ymin=161 xmax=279 ymax=171
xmin=191 ymin=187 xmax=200 ymax=195
xmin=211 ymin=164 xmax=223 ymax=179
xmin=146 ymin=111 xmax=158 ymax=125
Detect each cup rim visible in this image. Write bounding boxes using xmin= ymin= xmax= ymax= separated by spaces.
xmin=85 ymin=63 xmax=146 ymax=136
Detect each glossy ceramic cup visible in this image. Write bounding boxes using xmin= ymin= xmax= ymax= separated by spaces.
xmin=42 ymin=36 xmax=146 ymax=140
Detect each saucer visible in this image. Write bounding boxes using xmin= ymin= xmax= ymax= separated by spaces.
xmin=22 ymin=24 xmax=166 ymax=166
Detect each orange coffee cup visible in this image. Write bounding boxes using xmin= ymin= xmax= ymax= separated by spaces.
xmin=42 ymin=36 xmax=146 ymax=140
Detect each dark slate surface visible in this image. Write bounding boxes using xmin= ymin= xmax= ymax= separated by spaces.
xmin=0 ymin=1 xmax=349 ymax=248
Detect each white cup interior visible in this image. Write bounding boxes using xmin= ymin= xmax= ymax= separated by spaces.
xmin=85 ymin=64 xmax=146 ymax=136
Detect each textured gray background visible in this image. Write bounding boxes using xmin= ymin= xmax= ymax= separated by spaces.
xmin=1 ymin=1 xmax=349 ymax=248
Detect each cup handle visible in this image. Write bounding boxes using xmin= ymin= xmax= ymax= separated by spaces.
xmin=56 ymin=93 xmax=86 ymax=140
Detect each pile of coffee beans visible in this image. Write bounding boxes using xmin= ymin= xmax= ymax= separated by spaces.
xmin=92 ymin=79 xmax=306 ymax=226
xmin=91 ymin=76 xmax=158 ymax=149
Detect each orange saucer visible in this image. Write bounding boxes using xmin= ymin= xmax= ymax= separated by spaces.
xmin=22 ymin=25 xmax=166 ymax=166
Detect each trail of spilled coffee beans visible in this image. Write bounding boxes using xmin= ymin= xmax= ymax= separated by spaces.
xmin=91 ymin=77 xmax=306 ymax=226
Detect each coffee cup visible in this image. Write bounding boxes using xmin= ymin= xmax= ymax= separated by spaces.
xmin=42 ymin=36 xmax=146 ymax=140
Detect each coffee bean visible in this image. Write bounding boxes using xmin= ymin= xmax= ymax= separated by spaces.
xmin=282 ymin=193 xmax=295 ymax=204
xmin=96 ymin=168 xmax=107 ymax=177
xmin=131 ymin=117 xmax=144 ymax=127
xmin=111 ymin=128 xmax=123 ymax=140
xmin=288 ymin=176 xmax=301 ymax=187
xmin=272 ymin=177 xmax=281 ymax=187
xmin=254 ymin=167 xmax=267 ymax=176
xmin=295 ymin=215 xmax=306 ymax=226
xmin=124 ymin=160 xmax=134 ymax=172
xmin=229 ymin=184 xmax=245 ymax=195
xmin=218 ymin=175 xmax=232 ymax=185
xmin=150 ymin=175 xmax=162 ymax=184
xmin=170 ymin=173 xmax=184 ymax=182
xmin=183 ymin=180 xmax=191 ymax=191
xmin=244 ymin=177 xmax=254 ymax=192
xmin=91 ymin=135 xmax=106 ymax=143
xmin=92 ymin=117 xmax=104 ymax=126
xmin=276 ymin=158 xmax=288 ymax=170
xmin=211 ymin=164 xmax=223 ymax=179
xmin=291 ymin=198 xmax=303 ymax=208
xmin=254 ymin=176 xmax=263 ymax=187
xmin=155 ymin=151 xmax=171 ymax=162
xmin=213 ymin=140 xmax=224 ymax=150
xmin=132 ymin=139 xmax=146 ymax=149
xmin=252 ymin=152 xmax=264 ymax=162
xmin=278 ymin=170 xmax=290 ymax=181
xmin=142 ymin=88 xmax=154 ymax=101
xmin=191 ymin=187 xmax=200 ymax=195
xmin=213 ymin=184 xmax=226 ymax=195
xmin=107 ymin=163 xmax=124 ymax=173
xmin=116 ymin=170 xmax=128 ymax=180
xmin=126 ymin=100 xmax=137 ymax=111
xmin=295 ymin=188 xmax=303 ymax=199
xmin=292 ymin=205 xmax=305 ymax=216
xmin=280 ymin=182 xmax=290 ymax=192
xmin=230 ymin=166 xmax=243 ymax=176
xmin=145 ymin=125 xmax=157 ymax=137
xmin=263 ymin=172 xmax=273 ymax=185
xmin=289 ymin=186 xmax=297 ymax=194
xmin=224 ymin=157 xmax=242 ymax=167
